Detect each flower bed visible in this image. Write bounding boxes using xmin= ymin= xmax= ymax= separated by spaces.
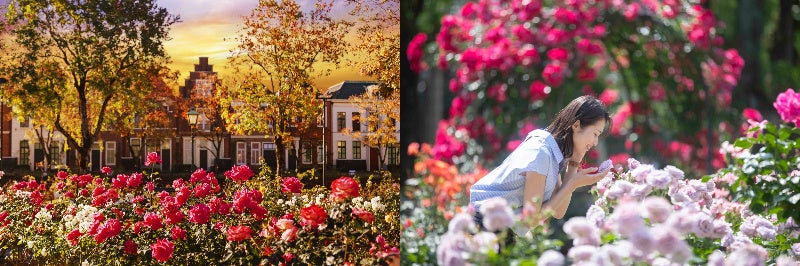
xmin=0 ymin=153 xmax=400 ymax=265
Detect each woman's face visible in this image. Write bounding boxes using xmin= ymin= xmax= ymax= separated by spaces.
xmin=571 ymin=119 xmax=606 ymax=162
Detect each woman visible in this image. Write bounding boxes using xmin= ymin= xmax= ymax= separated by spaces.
xmin=470 ymin=95 xmax=611 ymax=230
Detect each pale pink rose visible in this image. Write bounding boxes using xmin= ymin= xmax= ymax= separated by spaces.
xmin=665 ymin=210 xmax=695 ymax=234
xmin=692 ymin=213 xmax=714 ymax=238
xmin=707 ymin=250 xmax=726 ymax=266
xmin=606 ymin=180 xmax=634 ymax=199
xmin=585 ymin=205 xmax=606 ymax=228
xmin=447 ymin=213 xmax=476 ymax=234
xmin=630 ymin=184 xmax=652 ymax=200
xmin=567 ymin=245 xmax=597 ymax=262
xmin=537 ymin=250 xmax=565 ymax=266
xmin=564 ymin=217 xmax=600 ymax=246
xmin=641 ymin=197 xmax=671 ymax=224
xmin=645 ymin=170 xmax=671 ymax=189
xmin=479 ymin=197 xmax=514 ymax=232
xmin=628 ymin=228 xmax=654 ymax=256
xmin=663 ymin=165 xmax=684 ymax=181
xmin=609 ymin=202 xmax=644 ymax=237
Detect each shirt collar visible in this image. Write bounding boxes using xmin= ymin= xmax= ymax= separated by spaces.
xmin=530 ymin=129 xmax=564 ymax=169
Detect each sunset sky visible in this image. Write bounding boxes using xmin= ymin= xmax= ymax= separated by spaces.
xmin=157 ymin=0 xmax=371 ymax=90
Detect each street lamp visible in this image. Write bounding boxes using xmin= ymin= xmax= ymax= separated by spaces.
xmin=315 ymin=92 xmax=330 ymax=185
xmin=0 ymin=77 xmax=6 ymax=169
xmin=187 ymin=108 xmax=200 ymax=169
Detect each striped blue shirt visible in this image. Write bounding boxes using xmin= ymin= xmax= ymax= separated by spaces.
xmin=469 ymin=129 xmax=564 ymax=212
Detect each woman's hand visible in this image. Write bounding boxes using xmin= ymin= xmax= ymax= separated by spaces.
xmin=563 ymin=166 xmax=609 ymax=190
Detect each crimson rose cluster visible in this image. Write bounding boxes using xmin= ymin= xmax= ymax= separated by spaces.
xmin=0 ymin=152 xmax=399 ymax=265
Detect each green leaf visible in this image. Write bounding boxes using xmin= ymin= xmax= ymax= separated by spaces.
xmin=734 ymin=138 xmax=754 ymax=149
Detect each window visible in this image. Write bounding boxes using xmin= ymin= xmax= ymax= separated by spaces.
xmin=302 ymin=144 xmax=312 ymax=163
xmin=337 ymin=112 xmax=346 ymax=132
xmin=19 ymin=141 xmax=29 ymax=166
xmin=368 ymin=111 xmax=378 ymax=132
xmin=130 ymin=138 xmax=141 ymax=157
xmin=351 ymin=112 xmax=361 ymax=132
xmin=250 ymin=142 xmax=262 ymax=165
xmin=352 ymin=141 xmax=361 ymax=159
xmin=105 ymin=141 xmax=115 ymax=165
xmin=20 ymin=117 xmax=30 ymax=127
xmin=145 ymin=139 xmax=160 ymax=157
xmin=317 ymin=146 xmax=323 ymax=164
xmin=263 ymin=143 xmax=276 ymax=150
xmin=388 ymin=144 xmax=398 ymax=166
xmin=236 ymin=142 xmax=246 ymax=165
xmin=337 ymin=141 xmax=346 ymax=159
xmin=50 ymin=142 xmax=61 ymax=164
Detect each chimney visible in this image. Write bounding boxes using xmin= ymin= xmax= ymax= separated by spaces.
xmin=195 ymin=57 xmax=212 ymax=71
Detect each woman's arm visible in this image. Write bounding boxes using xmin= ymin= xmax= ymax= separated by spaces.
xmin=524 ymin=167 xmax=608 ymax=219
xmin=524 ymin=171 xmax=573 ymax=219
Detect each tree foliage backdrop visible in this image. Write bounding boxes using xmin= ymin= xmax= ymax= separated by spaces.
xmin=222 ymin=0 xmax=351 ymax=175
xmin=0 ymin=0 xmax=179 ymax=172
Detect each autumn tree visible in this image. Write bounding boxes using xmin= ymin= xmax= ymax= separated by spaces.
xmin=0 ymin=0 xmax=179 ymax=172
xmin=223 ymin=0 xmax=350 ymax=174
xmin=341 ymin=0 xmax=400 ymax=170
xmin=341 ymin=85 xmax=399 ymax=170
xmin=106 ymin=65 xmax=184 ymax=169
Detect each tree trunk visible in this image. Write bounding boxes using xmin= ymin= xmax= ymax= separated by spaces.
xmin=735 ymin=0 xmax=766 ymax=108
xmin=770 ymin=0 xmax=797 ymax=64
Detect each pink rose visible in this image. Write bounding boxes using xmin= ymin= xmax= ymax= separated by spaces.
xmin=145 ymin=152 xmax=161 ymax=166
xmin=300 ymin=204 xmax=328 ymax=228
xmin=352 ymin=208 xmax=376 ymax=223
xmin=124 ymin=239 xmax=138 ymax=255
xmin=281 ymin=177 xmax=303 ymax=194
xmin=150 ymin=239 xmax=174 ymax=263
xmin=171 ymin=226 xmax=186 ymax=240
xmin=330 ymin=177 xmax=360 ymax=202
xmin=226 ymin=225 xmax=252 ymax=242
xmin=189 ymin=203 xmax=211 ymax=224
xmin=224 ymin=165 xmax=254 ymax=182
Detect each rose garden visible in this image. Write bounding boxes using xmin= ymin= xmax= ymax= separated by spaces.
xmin=0 ymin=152 xmax=400 ymax=265
xmin=402 ymin=0 xmax=800 ymax=265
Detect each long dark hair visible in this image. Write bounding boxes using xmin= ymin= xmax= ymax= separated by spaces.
xmin=545 ymin=95 xmax=611 ymax=159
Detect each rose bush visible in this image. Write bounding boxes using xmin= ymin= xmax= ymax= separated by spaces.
xmin=0 ymin=166 xmax=400 ymax=265
xmin=410 ymin=0 xmax=744 ymax=176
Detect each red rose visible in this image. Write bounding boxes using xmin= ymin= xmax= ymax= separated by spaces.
xmin=127 ymin=173 xmax=143 ymax=188
xmin=146 ymin=182 xmax=154 ymax=192
xmin=352 ymin=208 xmax=375 ymax=223
xmin=143 ymin=212 xmax=163 ymax=230
xmin=262 ymin=246 xmax=274 ymax=256
xmin=171 ymin=226 xmax=186 ymax=240
xmin=193 ymin=183 xmax=212 ymax=198
xmin=284 ymin=253 xmax=294 ymax=263
xmin=145 ymin=152 xmax=162 ymax=166
xmin=56 ymin=182 xmax=66 ymax=191
xmin=57 ymin=171 xmax=68 ymax=180
xmin=225 ymin=165 xmax=254 ymax=182
xmin=281 ymin=177 xmax=303 ymax=193
xmin=150 ymin=238 xmax=174 ymax=263
xmin=190 ymin=168 xmax=207 ymax=183
xmin=330 ymin=177 xmax=360 ymax=202
xmin=124 ymin=239 xmax=138 ymax=255
xmin=188 ymin=203 xmax=211 ymax=224
xmin=101 ymin=166 xmax=112 ymax=175
xmin=66 ymin=228 xmax=82 ymax=246
xmin=112 ymin=175 xmax=128 ymax=189
xmin=208 ymin=197 xmax=231 ymax=216
xmin=93 ymin=219 xmax=122 ymax=244
xmin=300 ymin=204 xmax=328 ymax=228
xmin=226 ymin=225 xmax=252 ymax=242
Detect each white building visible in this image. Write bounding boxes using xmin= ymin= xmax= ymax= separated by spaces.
xmin=324 ymin=81 xmax=399 ymax=172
